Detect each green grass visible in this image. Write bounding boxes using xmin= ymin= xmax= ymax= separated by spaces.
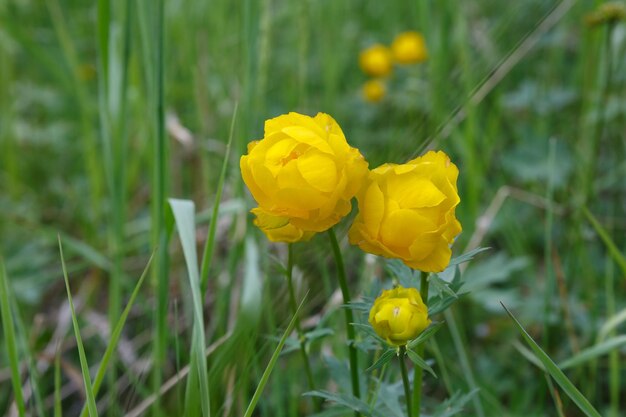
xmin=1 ymin=0 xmax=626 ymax=416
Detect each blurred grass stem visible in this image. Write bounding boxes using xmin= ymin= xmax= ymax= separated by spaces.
xmin=285 ymin=244 xmax=319 ymax=411
xmin=327 ymin=228 xmax=361 ymax=416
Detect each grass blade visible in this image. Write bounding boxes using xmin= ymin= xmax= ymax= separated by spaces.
xmin=583 ymin=206 xmax=626 ymax=278
xmin=58 ymin=236 xmax=99 ymax=417
xmin=54 ymin=346 xmax=62 ymax=417
xmin=559 ymin=336 xmax=626 ymax=370
xmin=502 ymin=303 xmax=601 ymax=417
xmin=169 ymin=199 xmax=211 ymax=417
xmin=244 ymin=293 xmax=308 ymax=417
xmin=200 ymin=103 xmax=237 ymax=293
xmin=0 ymin=258 xmax=26 ymax=417
xmin=77 ymin=253 xmax=155 ymax=417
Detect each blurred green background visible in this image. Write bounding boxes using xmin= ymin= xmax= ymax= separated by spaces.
xmin=1 ymin=0 xmax=626 ymax=416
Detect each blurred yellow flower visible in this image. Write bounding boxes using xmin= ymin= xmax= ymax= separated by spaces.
xmin=241 ymin=112 xmax=369 ymax=242
xmin=362 ymin=79 xmax=386 ymax=103
xmin=369 ymin=286 xmax=430 ymax=346
xmin=349 ymin=151 xmax=461 ymax=272
xmin=359 ymin=44 xmax=393 ymax=77
xmin=391 ymin=31 xmax=428 ymax=64
xmin=586 ymin=2 xmax=626 ymax=26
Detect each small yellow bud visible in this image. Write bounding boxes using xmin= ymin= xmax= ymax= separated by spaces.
xmin=369 ymin=286 xmax=430 ymax=346
xmin=362 ymin=79 xmax=386 ymax=103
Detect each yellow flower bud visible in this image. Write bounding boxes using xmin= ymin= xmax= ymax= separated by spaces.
xmin=391 ymin=31 xmax=428 ymax=65
xmin=240 ymin=112 xmax=369 ymax=242
xmin=362 ymin=79 xmax=386 ymax=103
xmin=369 ymin=286 xmax=430 ymax=346
xmin=359 ymin=44 xmax=393 ymax=77
xmin=349 ymin=151 xmax=461 ymax=272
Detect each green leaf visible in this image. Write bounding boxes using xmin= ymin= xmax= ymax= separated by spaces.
xmin=305 ymin=328 xmax=334 ymax=342
xmin=599 ymin=308 xmax=626 ymax=341
xmin=199 ymin=103 xmax=237 ymax=292
xmin=78 ymin=253 xmax=154 ymax=417
xmin=448 ymin=247 xmax=490 ymax=267
xmin=385 ymin=259 xmax=414 ymax=282
xmin=429 ymin=274 xmax=458 ymax=298
xmin=501 ymin=303 xmax=602 ymax=417
xmin=407 ymin=321 xmax=445 ymax=350
xmin=0 ymin=258 xmax=26 ymax=417
xmin=406 ymin=348 xmax=437 ymax=378
xmin=304 ymin=390 xmax=387 ymax=417
xmin=432 ymin=389 xmax=480 ymax=417
xmin=169 ymin=199 xmax=211 ymax=417
xmin=428 ymin=294 xmax=460 ymax=316
xmin=58 ymin=236 xmax=99 ymax=417
xmin=244 ymin=294 xmax=308 ymax=417
xmin=365 ymin=349 xmax=396 ymax=373
xmin=559 ymin=336 xmax=626 ymax=370
xmin=352 ymin=322 xmax=385 ymax=344
xmin=583 ymin=207 xmax=626 ymax=279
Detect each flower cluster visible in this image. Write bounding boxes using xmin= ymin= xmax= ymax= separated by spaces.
xmin=241 ymin=111 xmax=461 ymax=345
xmin=241 ymin=112 xmax=460 ymax=268
xmin=359 ymin=31 xmax=428 ymax=103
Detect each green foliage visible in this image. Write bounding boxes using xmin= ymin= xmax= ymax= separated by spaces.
xmin=1 ymin=1 xmax=624 ymax=416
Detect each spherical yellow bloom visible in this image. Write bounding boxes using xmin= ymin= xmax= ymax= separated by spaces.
xmin=369 ymin=286 xmax=430 ymax=346
xmin=391 ymin=31 xmax=428 ymax=64
xmin=359 ymin=44 xmax=393 ymax=77
xmin=362 ymin=79 xmax=386 ymax=103
xmin=349 ymin=151 xmax=461 ymax=272
xmin=241 ymin=112 xmax=369 ymax=242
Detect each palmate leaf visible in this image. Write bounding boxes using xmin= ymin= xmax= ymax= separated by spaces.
xmin=304 ymin=390 xmax=387 ymax=417
xmin=432 ymin=389 xmax=480 ymax=417
xmin=428 ymin=294 xmax=460 ymax=316
xmin=352 ymin=322 xmax=385 ymax=344
xmin=385 ymin=259 xmax=414 ymax=282
xmin=429 ymin=274 xmax=458 ymax=298
xmin=502 ymin=303 xmax=602 ymax=417
xmin=407 ymin=321 xmax=444 ymax=350
xmin=365 ymin=349 xmax=396 ymax=373
xmin=448 ymin=247 xmax=490 ymax=267
xmin=406 ymin=348 xmax=437 ymax=378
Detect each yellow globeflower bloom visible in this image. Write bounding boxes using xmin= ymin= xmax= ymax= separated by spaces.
xmin=362 ymin=79 xmax=386 ymax=103
xmin=359 ymin=44 xmax=393 ymax=77
xmin=391 ymin=31 xmax=428 ymax=64
xmin=349 ymin=151 xmax=461 ymax=272
xmin=369 ymin=286 xmax=430 ymax=346
xmin=241 ymin=112 xmax=369 ymax=243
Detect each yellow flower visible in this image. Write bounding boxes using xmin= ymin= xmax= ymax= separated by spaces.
xmin=349 ymin=151 xmax=461 ymax=272
xmin=241 ymin=112 xmax=369 ymax=242
xmin=362 ymin=79 xmax=386 ymax=103
xmin=391 ymin=31 xmax=428 ymax=65
xmin=359 ymin=44 xmax=393 ymax=77
xmin=369 ymin=286 xmax=430 ymax=346
xmin=586 ymin=2 xmax=626 ymax=26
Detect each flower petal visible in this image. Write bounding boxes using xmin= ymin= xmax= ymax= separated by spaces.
xmin=296 ymin=149 xmax=338 ymax=193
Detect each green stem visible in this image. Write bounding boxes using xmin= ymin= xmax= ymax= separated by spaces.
xmin=399 ymin=346 xmax=413 ymax=417
xmin=412 ymin=272 xmax=429 ymax=417
xmin=327 ymin=228 xmax=361 ymax=413
xmin=285 ymin=244 xmax=320 ymax=411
